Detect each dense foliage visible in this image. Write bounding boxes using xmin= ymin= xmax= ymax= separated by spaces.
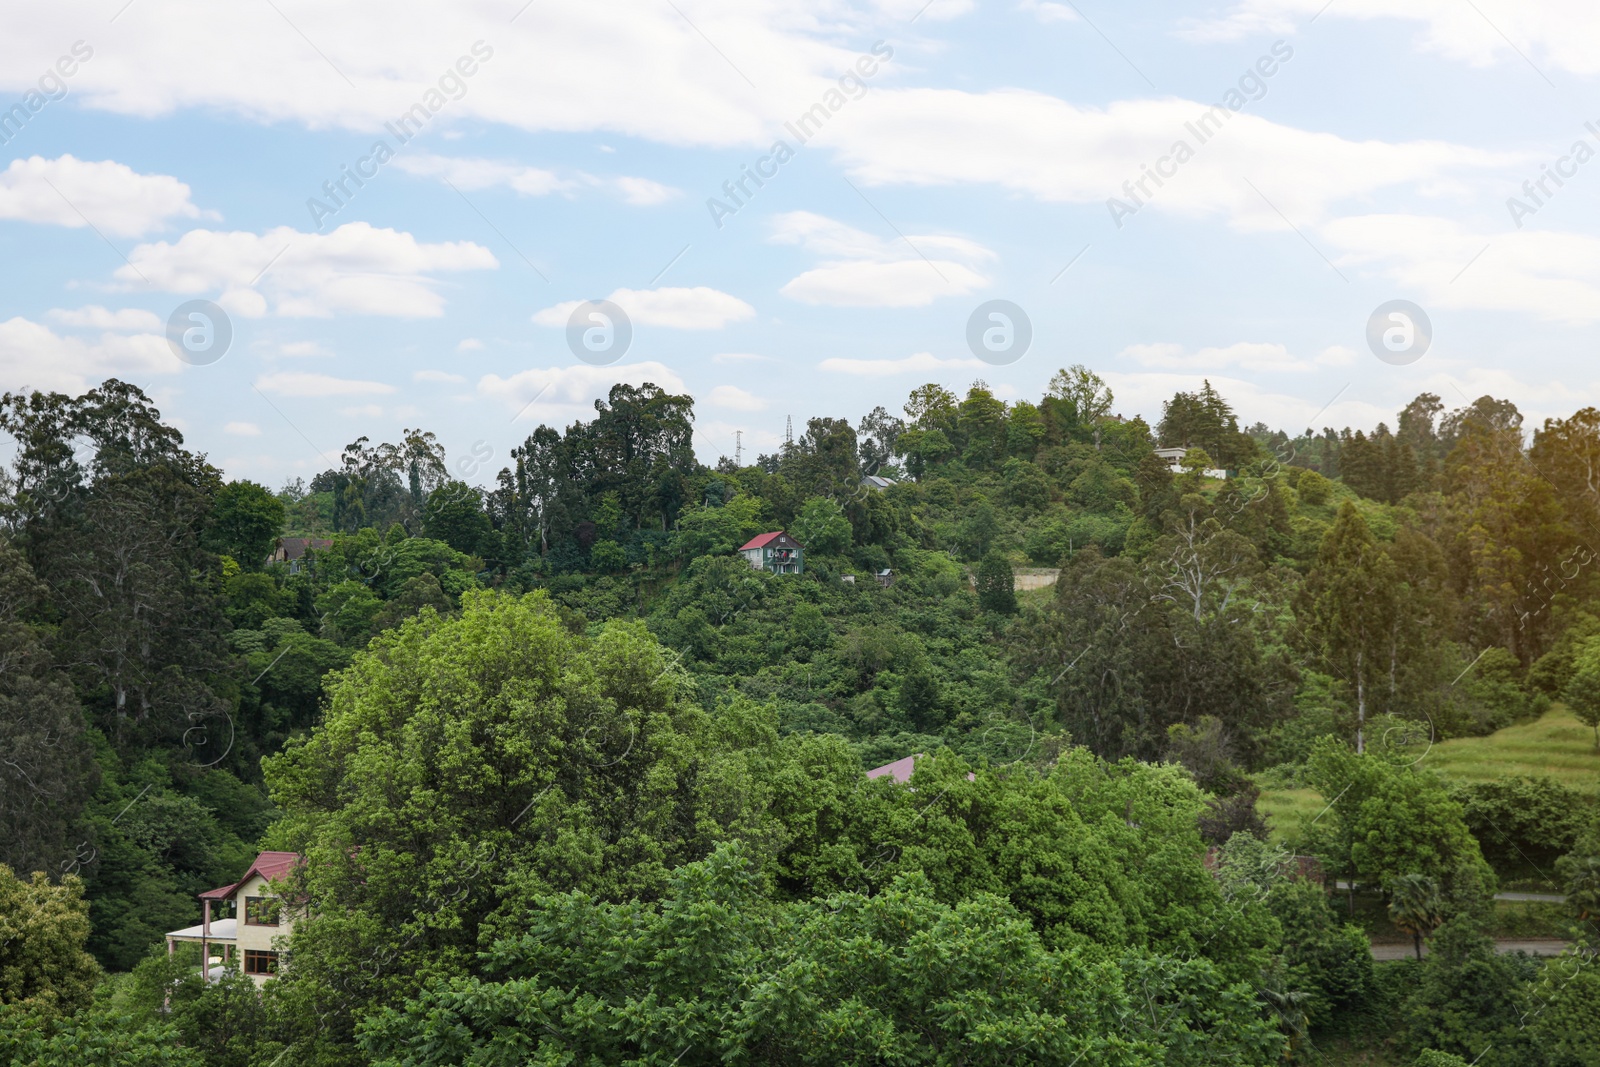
xmin=2 ymin=372 xmax=1598 ymax=1065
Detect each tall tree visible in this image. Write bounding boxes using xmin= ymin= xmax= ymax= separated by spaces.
xmin=1299 ymin=503 xmax=1397 ymax=753
xmin=1047 ymin=364 xmax=1114 ymax=449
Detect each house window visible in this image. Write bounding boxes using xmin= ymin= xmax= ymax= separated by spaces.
xmin=244 ymin=896 xmax=280 ymax=926
xmin=243 ymin=950 xmax=279 ymax=976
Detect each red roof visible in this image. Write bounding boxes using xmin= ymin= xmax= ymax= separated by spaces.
xmin=739 ymin=531 xmax=786 ymax=550
xmin=199 ymin=851 xmax=301 ymax=901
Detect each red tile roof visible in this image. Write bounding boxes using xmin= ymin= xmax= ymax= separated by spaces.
xmin=199 ymin=851 xmax=301 ymax=901
xmin=739 ymin=531 xmax=785 ymax=550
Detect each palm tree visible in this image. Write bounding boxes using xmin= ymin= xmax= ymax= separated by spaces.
xmin=1388 ymin=873 xmax=1445 ymax=960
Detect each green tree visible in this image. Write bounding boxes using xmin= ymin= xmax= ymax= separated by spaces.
xmin=1299 ymin=503 xmax=1398 ymax=753
xmin=791 ymin=496 xmax=851 ymax=555
xmin=314 ymin=580 xmax=383 ymax=645
xmin=1388 ymin=873 xmax=1445 ymax=960
xmin=260 ymin=591 xmax=780 ymax=1061
xmin=0 ymin=867 xmax=100 ymax=1016
xmin=0 ymin=541 xmax=96 ymax=879
xmin=1047 ymin=364 xmax=1114 ymax=449
xmin=206 ymin=479 xmax=285 ymax=568
xmin=590 ymin=540 xmax=626 ymax=572
xmin=976 ymin=550 xmax=1017 ymax=614
xmin=358 ymin=841 xmax=1284 ymax=1067
xmin=421 ymin=480 xmax=492 ymax=556
xmin=1563 ymin=636 xmax=1600 ymax=748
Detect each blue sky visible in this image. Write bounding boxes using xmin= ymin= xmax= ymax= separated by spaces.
xmin=1 ymin=0 xmax=1597 ymax=486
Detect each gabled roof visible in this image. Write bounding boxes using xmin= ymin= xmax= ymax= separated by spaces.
xmin=199 ymin=851 xmax=301 ymax=901
xmin=276 ymin=537 xmax=333 ymax=561
xmin=739 ymin=531 xmax=797 ymax=551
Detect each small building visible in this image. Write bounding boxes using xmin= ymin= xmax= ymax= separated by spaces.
xmin=866 ymin=752 xmax=975 ymax=784
xmin=1153 ymin=447 xmax=1227 ymax=480
xmin=266 ymin=537 xmax=333 ymax=574
xmin=165 ymin=851 xmax=301 ymax=986
xmin=1153 ymin=447 xmax=1188 ymax=471
xmin=875 ymin=569 xmax=894 ymax=588
xmin=739 ymin=531 xmax=804 ymax=574
xmin=861 ymin=474 xmax=897 ymax=491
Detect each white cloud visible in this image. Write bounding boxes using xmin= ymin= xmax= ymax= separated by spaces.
xmin=457 ymin=338 xmax=484 ymax=352
xmin=1182 ymin=0 xmax=1600 ymax=75
xmin=826 ymin=91 xmax=1514 ymax=231
xmin=772 ymin=211 xmax=992 ymax=308
xmin=224 ymin=421 xmax=262 ymax=436
xmin=414 ymin=369 xmax=466 ymax=383
xmin=47 ymin=305 xmax=163 ymax=331
xmin=0 ymin=316 xmax=174 ymax=393
xmin=277 ymin=340 xmax=330 ymax=358
xmin=712 ymin=351 xmax=775 ymax=364
xmin=533 ymin=286 xmax=755 ymax=329
xmin=392 ymin=154 xmax=574 ymax=196
xmin=818 ymin=351 xmax=987 ymax=377
xmin=0 ymin=3 xmax=869 ymax=148
xmin=254 ymin=371 xmax=397 ymax=397
xmin=1119 ymin=340 xmax=1342 ymax=373
xmin=1322 ymin=214 xmax=1600 ymax=324
xmin=478 ymin=361 xmax=686 ymax=421
xmin=339 ymin=404 xmax=384 ymax=418
xmin=0 ymin=155 xmax=207 ymax=237
xmin=871 ymin=0 xmax=974 ymax=20
xmin=119 ymin=222 xmax=497 ymax=318
xmin=1017 ymin=0 xmax=1078 ymax=23
xmin=611 ymin=176 xmax=681 ymax=205
xmin=707 ymin=384 xmax=766 ymax=410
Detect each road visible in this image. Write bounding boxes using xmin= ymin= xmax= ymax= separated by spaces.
xmin=1333 ymin=881 xmax=1566 ymax=904
xmin=1371 ymin=939 xmax=1571 ymax=961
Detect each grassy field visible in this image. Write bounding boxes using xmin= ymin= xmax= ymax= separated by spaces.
xmin=1259 ymin=704 xmax=1600 ymax=844
xmin=1417 ymin=703 xmax=1599 ymax=791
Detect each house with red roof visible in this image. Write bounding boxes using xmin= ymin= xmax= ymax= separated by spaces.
xmin=738 ymin=530 xmax=804 ymax=574
xmin=164 ymin=851 xmax=301 ymax=985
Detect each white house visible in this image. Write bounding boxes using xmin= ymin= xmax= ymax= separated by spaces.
xmin=165 ymin=851 xmax=300 ymax=985
xmin=1154 ymin=446 xmax=1227 ymax=480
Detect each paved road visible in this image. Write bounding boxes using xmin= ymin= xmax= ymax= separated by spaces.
xmin=1334 ymin=881 xmax=1566 ymax=904
xmin=1371 ymin=939 xmax=1571 ymax=961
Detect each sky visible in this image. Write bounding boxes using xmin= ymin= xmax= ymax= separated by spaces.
xmin=1 ymin=0 xmax=1598 ymax=487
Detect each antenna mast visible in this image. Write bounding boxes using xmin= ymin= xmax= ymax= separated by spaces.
xmin=784 ymin=415 xmax=793 ymax=448
xmin=734 ymin=430 xmax=742 ymax=466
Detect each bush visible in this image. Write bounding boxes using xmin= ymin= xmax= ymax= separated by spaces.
xmin=589 ymin=540 xmax=626 ymax=573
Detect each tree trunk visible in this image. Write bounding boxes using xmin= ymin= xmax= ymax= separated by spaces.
xmin=1355 ymin=649 xmax=1366 ymax=755
xmin=1413 ymin=933 xmax=1423 ymax=961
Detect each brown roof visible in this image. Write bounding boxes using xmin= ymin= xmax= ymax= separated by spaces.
xmin=276 ymin=537 xmax=332 ymax=561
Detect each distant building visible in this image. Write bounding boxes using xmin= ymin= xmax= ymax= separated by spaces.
xmin=866 ymin=752 xmax=975 ymax=784
xmin=739 ymin=531 xmax=804 ymax=574
xmin=876 ymin=569 xmax=894 ymax=588
xmin=860 ymin=474 xmax=897 ymax=491
xmin=1153 ymin=447 xmax=1227 ymax=480
xmin=165 ymin=851 xmax=301 ymax=986
xmin=266 ymin=537 xmax=333 ymax=574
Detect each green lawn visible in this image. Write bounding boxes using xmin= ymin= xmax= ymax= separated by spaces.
xmin=1415 ymin=703 xmax=1600 ymax=792
xmin=1258 ymin=704 xmax=1600 ymax=844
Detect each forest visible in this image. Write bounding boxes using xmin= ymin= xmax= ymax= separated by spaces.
xmin=1 ymin=370 xmax=1598 ymax=1067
